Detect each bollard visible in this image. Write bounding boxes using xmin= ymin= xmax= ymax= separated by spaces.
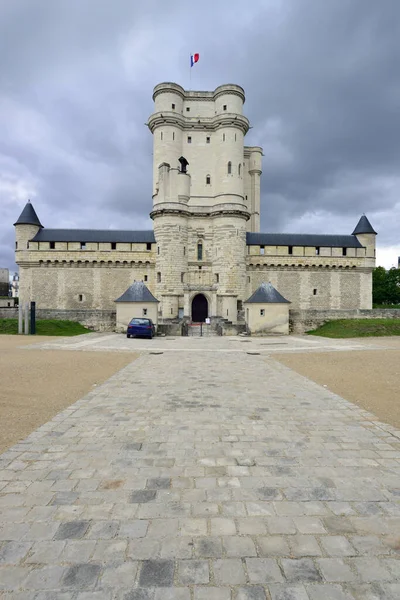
xmin=30 ymin=301 xmax=36 ymax=335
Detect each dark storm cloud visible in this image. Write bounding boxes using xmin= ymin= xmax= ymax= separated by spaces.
xmin=1 ymin=0 xmax=399 ymax=273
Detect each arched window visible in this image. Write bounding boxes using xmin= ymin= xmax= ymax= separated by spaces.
xmin=227 ymin=162 xmax=232 ymax=175
xmin=197 ymin=243 xmax=203 ymax=261
xmin=238 ymin=164 xmax=241 ymax=176
xmin=206 ymin=175 xmax=211 ymax=185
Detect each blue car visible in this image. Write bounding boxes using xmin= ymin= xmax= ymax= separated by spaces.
xmin=126 ymin=318 xmax=156 ymax=339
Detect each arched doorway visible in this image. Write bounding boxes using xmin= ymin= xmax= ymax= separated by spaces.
xmin=192 ymin=294 xmax=208 ymax=322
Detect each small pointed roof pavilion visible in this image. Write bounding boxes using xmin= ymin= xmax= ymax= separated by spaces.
xmin=13 ymin=201 xmax=43 ymax=228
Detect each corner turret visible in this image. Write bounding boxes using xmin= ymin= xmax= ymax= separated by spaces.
xmin=14 ymin=201 xmax=43 ymax=305
xmin=352 ymin=214 xmax=376 ymax=260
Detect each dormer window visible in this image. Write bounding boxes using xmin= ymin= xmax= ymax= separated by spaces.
xmin=50 ymin=242 xmax=55 ymax=250
xmin=111 ymin=242 xmax=116 ymax=250
xmin=80 ymin=242 xmax=86 ymax=250
xmin=342 ymin=248 xmax=347 ymax=256
xmin=260 ymin=246 xmax=265 ymax=255
xmin=288 ymin=246 xmax=293 ymax=255
xmin=315 ymin=247 xmax=320 ymax=255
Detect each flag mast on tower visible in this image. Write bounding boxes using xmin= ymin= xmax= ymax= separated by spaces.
xmin=189 ymin=53 xmax=199 ymax=90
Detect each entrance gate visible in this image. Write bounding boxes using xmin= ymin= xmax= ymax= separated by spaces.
xmin=191 ymin=293 xmax=208 ymax=322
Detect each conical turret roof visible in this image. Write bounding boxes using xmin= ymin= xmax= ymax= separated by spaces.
xmin=13 ymin=201 xmax=43 ymax=228
xmin=115 ymin=281 xmax=159 ymax=303
xmin=245 ymin=282 xmax=290 ymax=304
xmin=352 ymin=215 xmax=377 ymax=235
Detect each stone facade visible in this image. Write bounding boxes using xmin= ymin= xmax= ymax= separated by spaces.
xmin=13 ymin=82 xmax=376 ymax=326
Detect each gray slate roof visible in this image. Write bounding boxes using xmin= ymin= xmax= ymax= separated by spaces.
xmin=115 ymin=281 xmax=159 ymax=303
xmin=31 ymin=229 xmax=155 ymax=243
xmin=352 ymin=215 xmax=377 ymax=235
xmin=245 ymin=282 xmax=290 ymax=304
xmin=14 ymin=202 xmax=43 ymax=228
xmin=246 ymin=232 xmax=362 ymax=248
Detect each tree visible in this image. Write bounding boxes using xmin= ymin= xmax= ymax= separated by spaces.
xmin=373 ymin=267 xmax=400 ymax=305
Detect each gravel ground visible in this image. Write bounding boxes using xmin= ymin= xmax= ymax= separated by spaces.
xmin=274 ymin=349 xmax=400 ymax=429
xmin=0 ymin=335 xmax=138 ymax=453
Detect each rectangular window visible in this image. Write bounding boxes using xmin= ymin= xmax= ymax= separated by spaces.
xmin=79 ymin=294 xmax=83 ymax=302
xmin=223 ymin=104 xmax=227 ymax=111
xmin=313 ymin=289 xmax=317 ymax=296
xmin=157 ymin=246 xmax=160 ymax=255
xmin=183 ymin=246 xmax=186 ymax=256
xmin=206 ymin=175 xmax=211 ymax=185
xmin=142 ymin=308 xmax=147 ymax=316
xmin=248 ymin=276 xmax=250 ymax=283
xmin=197 ymin=243 xmax=203 ymax=261
xmin=171 ymin=103 xmax=175 ymax=109
xmin=215 ymin=273 xmax=219 ymax=283
xmin=288 ymin=246 xmax=293 ymax=255
xmin=15 ymin=242 xmax=18 ymax=249
xmin=50 ymin=242 xmax=55 ymax=250
xmin=186 ymin=107 xmax=190 ymax=112
xmin=157 ymin=272 xmax=161 ymax=282
xmin=111 ymin=242 xmax=116 ymax=250
xmin=144 ymin=275 xmax=148 ymax=282
xmin=187 ymin=136 xmax=192 ymax=143
xmin=315 ymin=246 xmax=320 ymax=255
xmin=172 ymin=132 xmax=175 ymax=140
xmin=80 ymin=242 xmax=86 ymax=250
xmin=223 ymin=133 xmax=225 ymax=141
xmin=181 ymin=272 xmax=184 ymax=283
xmin=206 ymin=136 xmax=210 ymax=143
xmin=260 ymin=246 xmax=265 ymax=255
xmin=260 ymin=309 xmax=265 ymax=316
xmin=342 ymin=247 xmax=347 ymax=256
xmin=146 ymin=242 xmax=151 ymax=251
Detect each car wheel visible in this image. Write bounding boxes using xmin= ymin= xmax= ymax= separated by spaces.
xmin=126 ymin=334 xmax=130 ymax=338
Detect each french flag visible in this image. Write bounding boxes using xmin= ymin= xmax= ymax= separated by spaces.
xmin=190 ymin=53 xmax=200 ymax=67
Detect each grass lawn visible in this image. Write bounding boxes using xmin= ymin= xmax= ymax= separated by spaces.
xmin=307 ymin=318 xmax=400 ymax=338
xmin=0 ymin=319 xmax=91 ymax=336
xmin=373 ymin=304 xmax=400 ymax=309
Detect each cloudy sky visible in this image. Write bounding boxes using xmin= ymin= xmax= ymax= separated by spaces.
xmin=1 ymin=0 xmax=400 ymax=273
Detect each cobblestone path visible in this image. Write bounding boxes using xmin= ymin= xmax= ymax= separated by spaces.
xmin=1 ymin=350 xmax=399 ymax=599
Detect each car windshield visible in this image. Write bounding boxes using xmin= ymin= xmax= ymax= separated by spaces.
xmin=129 ymin=318 xmax=150 ymax=325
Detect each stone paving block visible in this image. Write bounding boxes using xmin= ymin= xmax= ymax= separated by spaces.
xmin=237 ymin=518 xmax=268 ymax=535
xmin=61 ymin=540 xmax=97 ymax=562
xmin=210 ymin=518 xmax=236 ymax=535
xmin=289 ymin=535 xmax=322 ymax=557
xmin=318 ymin=535 xmax=356 ymax=557
xmin=306 ymin=584 xmax=355 ymax=599
xmin=54 ymin=520 xmax=91 ymax=540
xmin=77 ymin=592 xmax=114 ymax=600
xmin=246 ymin=558 xmax=284 ymax=583
xmin=246 ymin=503 xmax=275 ymax=517
xmin=130 ymin=490 xmax=157 ymax=503
xmin=293 ymin=517 xmax=326 ymax=534
xmin=24 ymin=565 xmax=66 ymax=589
xmin=213 ymin=558 xmax=247 ymax=584
xmin=192 ymin=502 xmax=220 ymax=516
xmin=349 ymin=557 xmax=393 ymax=582
xmin=268 ymin=584 xmax=309 ymax=600
xmin=146 ymin=478 xmax=171 ymax=489
xmin=25 ymin=540 xmax=65 ymax=563
xmin=160 ymin=536 xmax=193 ymax=558
xmin=178 ymin=559 xmax=209 ymax=584
xmin=194 ymin=536 xmax=223 ymax=557
xmin=92 ymin=540 xmax=128 ymax=562
xmin=0 ymin=541 xmax=32 ymax=564
xmin=223 ymin=535 xmax=257 ymax=556
xmin=128 ymin=539 xmax=161 ymax=560
xmin=23 ymin=521 xmax=60 ymax=541
xmin=266 ymin=517 xmax=296 ymax=535
xmin=62 ymin=563 xmax=102 ymax=588
xmin=0 ymin=523 xmax=30 ymax=540
xmin=119 ymin=520 xmax=149 ymax=538
xmin=100 ymin=562 xmax=139 ymax=587
xmin=180 ymin=518 xmax=208 ymax=536
xmin=88 ymin=520 xmax=119 ymax=539
xmin=235 ymin=587 xmax=267 ymax=600
xmin=349 ymin=535 xmax=389 ymax=555
xmin=154 ymin=589 xmax=191 ymax=600
xmin=280 ymin=558 xmax=322 ymax=583
xmin=256 ymin=536 xmax=290 ymax=557
xmin=316 ymin=558 xmax=356 ymax=582
xmin=139 ymin=560 xmax=175 ymax=587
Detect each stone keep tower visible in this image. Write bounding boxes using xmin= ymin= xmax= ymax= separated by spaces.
xmin=148 ymin=82 xmax=263 ymax=322
xmin=13 ymin=201 xmax=43 ymax=306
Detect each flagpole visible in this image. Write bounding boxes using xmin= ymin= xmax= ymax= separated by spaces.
xmin=189 ymin=54 xmax=191 ymax=90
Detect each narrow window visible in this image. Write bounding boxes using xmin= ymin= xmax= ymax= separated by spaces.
xmin=245 ymin=195 xmax=248 ymax=200
xmin=27 ymin=242 xmax=29 ymax=249
xmin=187 ymin=136 xmax=192 ymax=144
xmin=342 ymin=247 xmax=347 ymax=256
xmin=50 ymin=241 xmax=55 ymax=250
xmin=181 ymin=272 xmax=184 ymax=283
xmin=215 ymin=273 xmax=219 ymax=283
xmin=206 ymin=175 xmax=211 ymax=185
xmin=223 ymin=104 xmax=227 ymax=111
xmin=172 ymin=131 xmax=175 ymax=140
xmin=237 ymin=300 xmax=243 ymax=310
xmin=80 ymin=242 xmax=86 ymax=250
xmin=157 ymin=246 xmax=160 ymax=255
xmin=171 ymin=308 xmax=173 ymax=314
xmin=157 ymin=272 xmax=161 ymax=282
xmin=206 ymin=136 xmax=210 ymax=143
xmin=313 ymin=289 xmax=317 ymax=296
xmin=186 ymin=107 xmax=190 ymax=112
xmin=223 ymin=133 xmax=225 ymax=142
xmin=197 ymin=243 xmax=203 ymax=261
xmin=226 ymin=309 xmax=229 ymax=316
xmin=260 ymin=309 xmax=265 ymax=316
xmin=146 ymin=242 xmax=151 ymax=251
xmin=199 ymin=266 xmax=202 ymax=270
xmin=144 ymin=275 xmax=148 ymax=282
xmin=15 ymin=241 xmax=18 ymax=249
xmin=260 ymin=246 xmax=265 ymax=255
xmin=111 ymin=242 xmax=116 ymax=250
xmin=171 ymin=103 xmax=175 ymax=109
xmin=183 ymin=246 xmax=186 ymax=256
xmin=288 ymin=246 xmax=293 ymax=255
xmin=315 ymin=246 xmax=320 ymax=255
xmin=227 ymin=161 xmax=232 ymax=174
xmin=143 ymin=308 xmax=147 ymax=316
xmin=248 ymin=276 xmax=250 ymax=283
xmin=79 ymin=294 xmax=83 ymax=302
xmin=238 ymin=164 xmax=241 ymax=176
xmin=160 ymin=132 xmax=163 ymax=140
xmin=235 ymin=133 xmax=237 ymax=141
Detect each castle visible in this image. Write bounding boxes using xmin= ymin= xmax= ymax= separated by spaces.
xmin=14 ymin=82 xmax=377 ymax=330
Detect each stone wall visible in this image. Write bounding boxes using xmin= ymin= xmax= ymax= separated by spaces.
xmin=0 ymin=307 xmax=115 ymax=331
xmin=290 ymin=308 xmax=400 ymax=334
